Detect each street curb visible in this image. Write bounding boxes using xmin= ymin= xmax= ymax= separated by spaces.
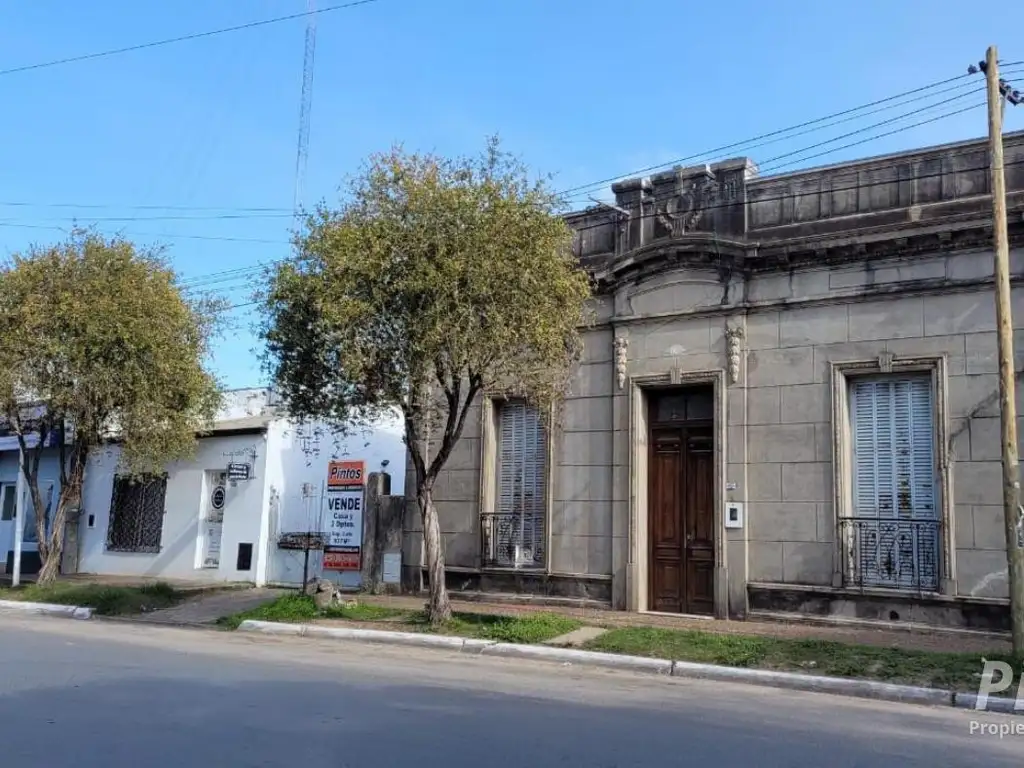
xmin=235 ymin=620 xmax=1022 ymax=716
xmin=669 ymin=660 xmax=951 ymax=706
xmin=952 ymin=693 xmax=1024 ymax=714
xmin=479 ymin=642 xmax=674 ymax=674
xmin=0 ymin=599 xmax=92 ymax=620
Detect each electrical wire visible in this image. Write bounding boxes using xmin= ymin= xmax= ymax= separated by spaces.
xmin=568 ymin=97 xmax=991 ymax=212
xmin=0 ymin=212 xmax=294 ymax=223
xmin=6 ymin=71 xmax=1018 ymax=218
xmin=178 ymin=152 xmax=1024 ymax=300
xmin=565 ymin=157 xmax=1024 ymax=241
xmin=0 ymin=0 xmax=381 ymax=77
xmin=144 ymin=81 xmax=1010 ymax=293
xmin=0 ymin=222 xmax=288 ymax=245
xmin=0 ymin=202 xmax=292 ymax=212
xmin=558 ymin=69 xmax=1023 ymax=201
xmin=759 ymin=100 xmax=986 ymax=173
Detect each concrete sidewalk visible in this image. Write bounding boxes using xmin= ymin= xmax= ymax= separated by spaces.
xmin=355 ymin=594 xmax=1011 ymax=654
xmin=122 ymin=588 xmax=287 ymax=626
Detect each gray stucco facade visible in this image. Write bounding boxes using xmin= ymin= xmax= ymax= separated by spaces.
xmin=403 ymin=131 xmax=1024 ymax=630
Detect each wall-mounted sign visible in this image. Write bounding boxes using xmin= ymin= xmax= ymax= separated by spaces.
xmin=327 ymin=460 xmax=365 ymax=489
xmin=210 ymin=485 xmax=226 ymax=511
xmin=323 ymin=459 xmax=365 ymax=571
xmin=325 ymin=489 xmax=363 ymax=547
xmin=227 ymin=462 xmax=251 ymax=481
xmin=323 ymin=549 xmax=360 ymax=570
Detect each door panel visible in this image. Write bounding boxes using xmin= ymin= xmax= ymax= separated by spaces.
xmin=648 ymin=423 xmax=716 ymax=615
xmin=684 ymin=430 xmax=715 ymax=615
xmin=649 ymin=430 xmax=683 ymax=612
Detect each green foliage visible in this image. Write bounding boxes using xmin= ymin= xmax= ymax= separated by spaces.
xmin=259 ymin=138 xmax=592 ymax=623
xmin=430 ymin=611 xmax=582 ymax=643
xmin=0 ymin=229 xmax=223 ymax=582
xmin=260 ymin=137 xmax=591 ymax=471
xmin=217 ymin=593 xmax=321 ymax=628
xmin=0 ymin=581 xmax=184 ymax=616
xmin=587 ymin=627 xmax=1018 ymax=692
xmin=321 ymin=602 xmax=406 ymax=621
xmin=0 ymin=228 xmax=223 ymax=474
xmin=218 ymin=593 xmax=580 ymax=644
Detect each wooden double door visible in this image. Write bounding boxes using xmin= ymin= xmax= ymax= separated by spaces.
xmin=648 ymin=392 xmax=715 ymax=615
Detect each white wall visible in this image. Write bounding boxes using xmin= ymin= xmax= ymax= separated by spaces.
xmin=217 ymin=388 xmax=277 ymax=420
xmin=265 ymin=411 xmax=407 ymax=588
xmin=78 ymin=432 xmax=270 ymax=584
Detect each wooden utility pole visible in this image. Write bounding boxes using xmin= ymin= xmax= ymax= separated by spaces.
xmin=982 ymin=46 xmax=1024 ymax=656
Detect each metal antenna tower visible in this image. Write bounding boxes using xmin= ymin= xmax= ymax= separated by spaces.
xmin=293 ymin=0 xmax=317 ymax=212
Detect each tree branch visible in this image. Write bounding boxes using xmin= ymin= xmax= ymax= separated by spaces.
xmin=427 ymin=374 xmax=482 ymax=480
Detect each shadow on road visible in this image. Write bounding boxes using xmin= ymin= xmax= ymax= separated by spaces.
xmin=0 ymin=668 xmax=1018 ymax=767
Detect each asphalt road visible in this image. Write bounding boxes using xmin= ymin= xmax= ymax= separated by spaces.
xmin=0 ymin=615 xmax=1020 ymax=767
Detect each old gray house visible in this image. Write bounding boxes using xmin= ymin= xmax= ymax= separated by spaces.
xmin=402 ymin=130 xmax=1024 ymax=630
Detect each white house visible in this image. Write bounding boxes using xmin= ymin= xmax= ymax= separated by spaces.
xmin=4 ymin=388 xmax=406 ymax=587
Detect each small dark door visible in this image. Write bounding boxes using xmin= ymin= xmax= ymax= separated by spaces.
xmin=649 ymin=390 xmax=715 ymax=615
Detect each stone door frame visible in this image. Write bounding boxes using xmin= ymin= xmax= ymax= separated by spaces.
xmin=620 ymin=369 xmax=729 ymax=617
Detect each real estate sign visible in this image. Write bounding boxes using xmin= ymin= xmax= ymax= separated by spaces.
xmin=323 ymin=460 xmax=365 ymax=571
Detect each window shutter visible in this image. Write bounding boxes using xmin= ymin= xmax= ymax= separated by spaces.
xmin=848 ymin=374 xmax=939 ymax=591
xmin=851 ymin=376 xmax=936 ymax=520
xmin=496 ymin=400 xmax=547 ymax=566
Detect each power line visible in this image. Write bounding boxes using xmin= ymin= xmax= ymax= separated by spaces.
xmin=759 ymin=99 xmax=986 ymax=173
xmin=568 ymin=97 xmax=989 ymax=210
xmin=0 ymin=212 xmax=294 ymax=223
xmin=0 ymin=0 xmax=381 ymax=78
xmin=5 ymin=71 xmax=1017 ymax=226
xmin=556 ymin=70 xmax=1007 ymax=200
xmin=566 ymin=155 xmax=1024 ymax=240
xmin=161 ymin=87 xmax=999 ymax=292
xmin=569 ymin=81 xmax=1007 ymax=202
xmin=0 ymin=222 xmax=289 ymax=245
xmin=179 ymin=153 xmax=1024 ymax=298
xmin=0 ymin=202 xmax=291 ymax=212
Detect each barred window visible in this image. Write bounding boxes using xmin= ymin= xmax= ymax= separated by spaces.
xmin=106 ymin=475 xmax=167 ymax=553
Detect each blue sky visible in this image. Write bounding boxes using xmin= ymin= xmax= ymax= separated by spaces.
xmin=1 ymin=1 xmax=1021 ymax=389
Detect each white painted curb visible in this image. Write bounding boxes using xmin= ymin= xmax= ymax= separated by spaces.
xmin=669 ymin=660 xmax=952 ymax=705
xmin=0 ymin=599 xmax=92 ymax=620
xmin=240 ymin=620 xmax=500 ymax=654
xmin=952 ymin=692 xmax=1024 ymax=714
xmin=479 ymin=642 xmax=673 ymax=674
xmin=235 ymin=620 xmax=1021 ymax=716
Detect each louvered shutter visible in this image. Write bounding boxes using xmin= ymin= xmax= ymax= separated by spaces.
xmin=851 ymin=376 xmax=936 ymax=520
xmin=849 ymin=375 xmax=939 ymax=589
xmin=496 ymin=401 xmax=547 ymax=567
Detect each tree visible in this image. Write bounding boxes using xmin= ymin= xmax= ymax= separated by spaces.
xmin=0 ymin=229 xmax=222 ymax=584
xmin=260 ymin=139 xmax=591 ymax=623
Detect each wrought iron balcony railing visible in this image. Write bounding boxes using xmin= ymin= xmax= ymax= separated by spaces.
xmin=480 ymin=512 xmax=546 ymax=569
xmin=839 ymin=516 xmax=941 ymax=592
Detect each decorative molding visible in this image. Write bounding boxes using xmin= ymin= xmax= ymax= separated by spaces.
xmin=877 ymin=350 xmax=895 ymax=374
xmin=614 ymin=336 xmax=629 ymax=390
xmin=725 ymin=326 xmax=744 ymax=384
xmin=655 ymin=168 xmax=717 ymax=237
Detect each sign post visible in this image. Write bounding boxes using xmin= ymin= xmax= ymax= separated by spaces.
xmin=323 ymin=460 xmax=365 ymax=571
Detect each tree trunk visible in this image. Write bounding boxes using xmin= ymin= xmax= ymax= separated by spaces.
xmin=418 ymin=485 xmax=451 ymax=624
xmin=35 ymin=446 xmax=85 ymax=586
